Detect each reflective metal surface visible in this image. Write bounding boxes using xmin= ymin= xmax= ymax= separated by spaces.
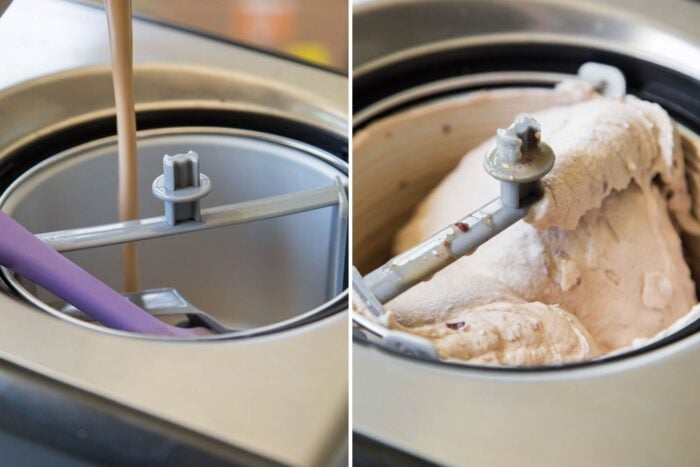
xmin=1 ymin=128 xmax=348 ymax=339
xmin=354 ymin=70 xmax=569 ymax=126
xmin=355 ymin=335 xmax=700 ymax=466
xmin=354 ymin=0 xmax=700 ymax=80
xmin=0 ymin=0 xmax=346 ymax=108
xmin=0 ymin=1 xmax=348 ymax=464
xmin=353 ymin=1 xmax=700 ymax=464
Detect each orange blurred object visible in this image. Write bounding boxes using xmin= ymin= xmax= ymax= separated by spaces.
xmin=136 ymin=0 xmax=347 ymax=70
xmin=231 ymin=0 xmax=299 ymax=47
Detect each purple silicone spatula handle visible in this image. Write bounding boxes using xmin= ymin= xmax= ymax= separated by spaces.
xmin=0 ymin=211 xmax=210 ymax=336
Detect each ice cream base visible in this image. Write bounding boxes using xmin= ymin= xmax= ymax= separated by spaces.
xmin=354 ymin=82 xmax=700 ymax=366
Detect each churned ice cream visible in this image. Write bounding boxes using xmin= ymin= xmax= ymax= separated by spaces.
xmin=372 ymin=84 xmax=700 ymax=366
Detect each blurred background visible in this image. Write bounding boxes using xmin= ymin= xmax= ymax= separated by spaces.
xmin=93 ymin=0 xmax=348 ymax=71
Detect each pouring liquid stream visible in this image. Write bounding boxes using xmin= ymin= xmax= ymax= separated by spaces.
xmin=0 ymin=1 xmax=212 ymax=336
xmin=105 ymin=0 xmax=139 ymax=292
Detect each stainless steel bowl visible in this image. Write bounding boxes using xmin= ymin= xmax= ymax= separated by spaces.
xmin=0 ymin=127 xmax=347 ymax=339
xmin=353 ymin=0 xmax=700 ymax=366
xmin=0 ymin=1 xmax=348 ymax=462
xmin=0 ymin=66 xmax=348 ymax=340
xmin=353 ymin=1 xmax=700 ymax=464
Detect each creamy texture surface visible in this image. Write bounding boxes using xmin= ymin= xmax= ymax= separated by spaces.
xmin=390 ymin=300 xmax=598 ymax=366
xmin=381 ymin=88 xmax=700 ymax=365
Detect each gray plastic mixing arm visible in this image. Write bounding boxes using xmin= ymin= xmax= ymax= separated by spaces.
xmin=359 ymin=115 xmax=555 ymax=306
xmin=152 ymin=151 xmax=212 ymax=225
xmin=363 ymin=197 xmax=532 ymax=304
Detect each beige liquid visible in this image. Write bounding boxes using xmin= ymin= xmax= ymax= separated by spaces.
xmin=106 ymin=0 xmax=139 ymax=291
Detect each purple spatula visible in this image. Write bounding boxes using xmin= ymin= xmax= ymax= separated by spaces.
xmin=0 ymin=211 xmax=210 ymax=336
